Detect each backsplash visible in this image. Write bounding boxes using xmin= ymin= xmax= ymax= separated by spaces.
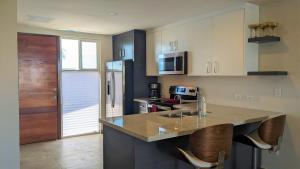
xmin=159 ymin=75 xmax=295 ymax=112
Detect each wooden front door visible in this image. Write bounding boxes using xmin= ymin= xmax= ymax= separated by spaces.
xmin=18 ymin=33 xmax=60 ymax=145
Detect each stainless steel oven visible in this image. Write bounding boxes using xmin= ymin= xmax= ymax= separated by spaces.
xmin=159 ymin=51 xmax=187 ymax=75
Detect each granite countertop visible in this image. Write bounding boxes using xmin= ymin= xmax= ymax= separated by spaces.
xmin=133 ymin=98 xmax=151 ymax=103
xmin=100 ymin=103 xmax=284 ymax=142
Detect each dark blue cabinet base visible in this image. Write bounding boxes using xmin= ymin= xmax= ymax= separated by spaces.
xmin=103 ymin=123 xmax=261 ymax=169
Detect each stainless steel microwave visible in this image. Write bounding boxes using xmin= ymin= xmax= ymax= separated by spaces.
xmin=159 ymin=51 xmax=187 ymax=75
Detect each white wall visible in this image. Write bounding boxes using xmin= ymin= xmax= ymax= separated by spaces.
xmin=0 ymin=0 xmax=20 ymax=169
xmin=159 ymin=0 xmax=300 ymax=168
xmin=18 ymin=24 xmax=113 ymax=119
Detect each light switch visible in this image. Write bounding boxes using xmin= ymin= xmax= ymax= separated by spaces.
xmin=274 ymin=88 xmax=282 ymax=97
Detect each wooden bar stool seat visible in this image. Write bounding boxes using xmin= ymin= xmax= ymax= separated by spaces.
xmin=235 ymin=115 xmax=286 ymax=169
xmin=178 ymin=124 xmax=234 ymax=169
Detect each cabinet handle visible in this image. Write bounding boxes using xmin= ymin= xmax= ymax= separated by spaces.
xmin=214 ymin=61 xmax=219 ymax=74
xmin=122 ymin=49 xmax=125 ymax=57
xmin=169 ymin=41 xmax=173 ymax=51
xmin=214 ymin=65 xmax=217 ymax=73
xmin=207 ymin=61 xmax=212 ymax=74
xmin=206 ymin=63 xmax=209 ymax=74
xmin=172 ymin=41 xmax=175 ymax=51
xmin=174 ymin=40 xmax=178 ymax=51
xmin=119 ymin=50 xmax=122 ymax=58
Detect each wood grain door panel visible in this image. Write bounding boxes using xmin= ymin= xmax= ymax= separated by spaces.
xmin=18 ymin=33 xmax=60 ymax=145
xmin=20 ymin=112 xmax=58 ymax=144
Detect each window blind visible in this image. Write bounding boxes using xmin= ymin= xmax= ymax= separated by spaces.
xmin=62 ymin=71 xmax=100 ymax=137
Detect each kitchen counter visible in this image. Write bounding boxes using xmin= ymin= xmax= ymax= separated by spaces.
xmin=133 ymin=98 xmax=151 ymax=103
xmin=100 ymin=103 xmax=283 ymax=142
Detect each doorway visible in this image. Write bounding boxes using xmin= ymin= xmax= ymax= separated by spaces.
xmin=61 ymin=38 xmax=100 ymax=137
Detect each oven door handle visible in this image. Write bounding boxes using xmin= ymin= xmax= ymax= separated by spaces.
xmin=174 ymin=56 xmax=177 ymax=71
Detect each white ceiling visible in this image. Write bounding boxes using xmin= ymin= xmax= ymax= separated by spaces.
xmin=18 ymin=0 xmax=271 ymax=35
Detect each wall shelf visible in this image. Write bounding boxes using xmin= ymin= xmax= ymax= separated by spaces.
xmin=248 ymin=36 xmax=280 ymax=43
xmin=247 ymin=71 xmax=288 ymax=76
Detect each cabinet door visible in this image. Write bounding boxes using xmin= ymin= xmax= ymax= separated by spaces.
xmin=122 ymin=32 xmax=134 ymax=60
xmin=173 ymin=24 xmax=188 ymax=52
xmin=187 ymin=18 xmax=213 ymax=76
xmin=213 ymin=9 xmax=245 ymax=76
xmin=162 ymin=24 xmax=187 ymax=54
xmin=113 ymin=35 xmax=123 ymax=61
xmin=162 ymin=29 xmax=175 ymax=54
xmin=146 ymin=31 xmax=162 ymax=76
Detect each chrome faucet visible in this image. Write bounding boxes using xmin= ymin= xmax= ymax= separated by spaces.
xmin=196 ymin=89 xmax=207 ymax=118
xmin=174 ymin=95 xmax=182 ymax=104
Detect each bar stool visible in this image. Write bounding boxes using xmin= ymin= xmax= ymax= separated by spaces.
xmin=177 ymin=124 xmax=233 ymax=169
xmin=235 ymin=115 xmax=286 ymax=169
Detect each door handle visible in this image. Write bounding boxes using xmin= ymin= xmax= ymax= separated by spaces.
xmin=52 ymin=88 xmax=57 ymax=94
xmin=107 ymin=81 xmax=111 ymax=95
xmin=109 ymin=73 xmax=114 ymax=108
xmin=122 ymin=49 xmax=125 ymax=58
xmin=52 ymin=96 xmax=57 ymax=100
xmin=119 ymin=50 xmax=122 ymax=58
xmin=174 ymin=57 xmax=177 ymax=71
xmin=111 ymin=72 xmax=116 ymax=107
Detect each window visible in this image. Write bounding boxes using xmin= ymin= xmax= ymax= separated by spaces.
xmin=82 ymin=41 xmax=98 ymax=69
xmin=61 ymin=39 xmax=79 ymax=70
xmin=61 ymin=39 xmax=98 ymax=70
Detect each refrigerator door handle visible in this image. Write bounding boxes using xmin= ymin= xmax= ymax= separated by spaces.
xmin=111 ymin=71 xmax=116 ymax=108
xmin=107 ymin=81 xmax=111 ymax=95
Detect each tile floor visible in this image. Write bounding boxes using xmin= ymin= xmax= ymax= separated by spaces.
xmin=21 ymin=134 xmax=103 ymax=169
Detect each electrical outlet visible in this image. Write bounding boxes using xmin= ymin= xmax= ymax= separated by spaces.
xmin=246 ymin=95 xmax=255 ymax=102
xmin=234 ymin=94 xmax=242 ymax=101
xmin=274 ymin=88 xmax=282 ymax=97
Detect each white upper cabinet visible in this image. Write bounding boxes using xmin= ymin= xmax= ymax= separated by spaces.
xmin=162 ymin=24 xmax=188 ymax=54
xmin=212 ymin=9 xmax=246 ymax=76
xmin=146 ymin=31 xmax=162 ymax=76
xmin=186 ymin=18 xmax=213 ymax=76
xmin=146 ymin=3 xmax=259 ymax=76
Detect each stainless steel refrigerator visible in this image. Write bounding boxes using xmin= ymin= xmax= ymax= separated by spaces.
xmin=106 ymin=60 xmax=157 ymax=117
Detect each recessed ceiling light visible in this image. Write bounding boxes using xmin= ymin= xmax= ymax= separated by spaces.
xmin=108 ymin=12 xmax=118 ymax=16
xmin=27 ymin=15 xmax=54 ymax=23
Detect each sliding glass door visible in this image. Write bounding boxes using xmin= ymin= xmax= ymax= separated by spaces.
xmin=61 ymin=38 xmax=100 ymax=137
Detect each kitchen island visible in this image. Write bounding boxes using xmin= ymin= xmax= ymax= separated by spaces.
xmin=100 ymin=103 xmax=283 ymax=169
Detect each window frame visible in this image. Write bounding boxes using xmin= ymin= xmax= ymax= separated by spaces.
xmin=61 ymin=37 xmax=99 ymax=71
